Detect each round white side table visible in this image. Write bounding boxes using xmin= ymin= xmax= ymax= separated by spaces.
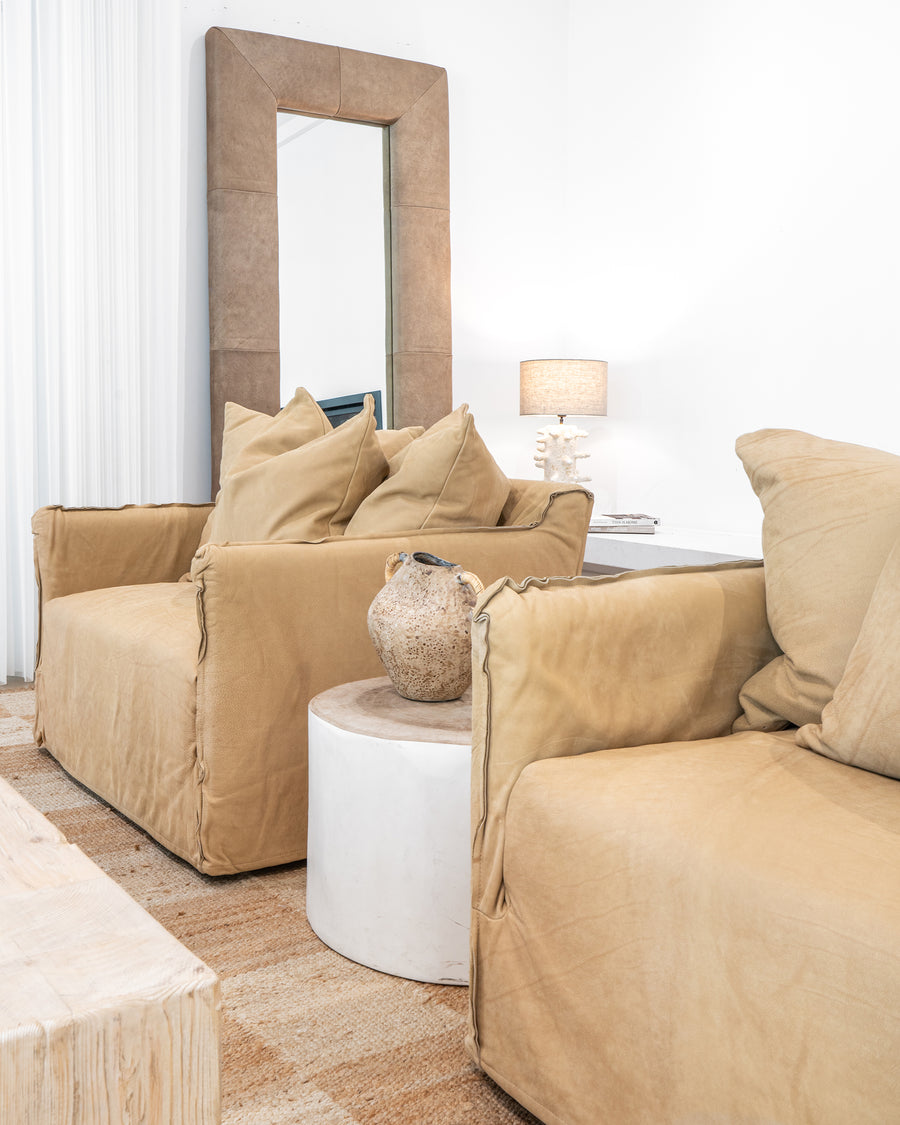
xmin=306 ymin=676 xmax=472 ymax=985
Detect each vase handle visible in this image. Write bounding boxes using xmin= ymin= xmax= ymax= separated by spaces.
xmin=458 ymin=570 xmax=484 ymax=596
xmin=384 ymin=552 xmax=406 ymax=584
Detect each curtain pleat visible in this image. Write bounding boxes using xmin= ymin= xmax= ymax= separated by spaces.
xmin=1 ymin=0 xmax=181 ymax=681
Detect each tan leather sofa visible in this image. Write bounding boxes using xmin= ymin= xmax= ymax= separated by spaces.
xmin=467 ymin=429 xmax=900 ymax=1125
xmin=32 ymin=479 xmax=590 ymax=876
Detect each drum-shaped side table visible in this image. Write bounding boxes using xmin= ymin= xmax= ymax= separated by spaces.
xmin=306 ymin=677 xmax=472 ymax=985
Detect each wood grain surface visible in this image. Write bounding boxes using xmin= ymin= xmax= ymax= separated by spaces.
xmin=0 ymin=775 xmax=221 ymax=1124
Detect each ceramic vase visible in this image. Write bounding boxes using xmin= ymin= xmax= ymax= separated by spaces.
xmin=367 ymin=551 xmax=484 ymax=702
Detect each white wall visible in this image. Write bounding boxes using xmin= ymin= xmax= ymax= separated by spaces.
xmin=179 ymin=0 xmax=570 ymax=500
xmin=566 ymin=0 xmax=900 ymax=529
xmin=180 ymin=1 xmax=900 ymax=532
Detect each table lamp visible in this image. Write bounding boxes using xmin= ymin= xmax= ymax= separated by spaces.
xmin=520 ymin=358 xmax=608 ymax=483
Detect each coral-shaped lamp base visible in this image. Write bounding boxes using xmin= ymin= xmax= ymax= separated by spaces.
xmin=534 ymin=423 xmax=591 ymax=484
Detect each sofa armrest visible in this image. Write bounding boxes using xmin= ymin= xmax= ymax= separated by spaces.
xmin=32 ymin=504 xmax=213 ymax=605
xmin=499 ymin=479 xmax=592 ymax=530
xmin=189 ymin=537 xmax=393 ymax=870
xmin=31 ymin=501 xmax=214 ymax=607
xmin=186 ymin=503 xmax=593 ymax=872
xmin=342 ymin=483 xmax=592 ymax=581
xmin=471 ymin=561 xmax=779 ymax=918
xmin=32 ymin=503 xmax=213 ymax=678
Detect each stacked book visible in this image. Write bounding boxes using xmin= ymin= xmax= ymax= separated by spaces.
xmin=589 ymin=513 xmax=660 ymax=535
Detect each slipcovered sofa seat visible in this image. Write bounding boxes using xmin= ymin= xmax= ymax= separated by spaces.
xmin=33 ymin=478 xmax=591 ymax=876
xmin=467 ymin=429 xmax=900 ymax=1125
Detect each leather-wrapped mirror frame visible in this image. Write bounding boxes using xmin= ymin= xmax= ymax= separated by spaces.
xmin=205 ymin=27 xmax=452 ymax=490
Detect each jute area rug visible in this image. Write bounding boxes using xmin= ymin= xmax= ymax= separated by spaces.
xmin=0 ymin=688 xmax=539 ymax=1125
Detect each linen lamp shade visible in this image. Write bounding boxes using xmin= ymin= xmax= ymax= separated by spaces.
xmin=520 ymin=359 xmax=608 ymax=421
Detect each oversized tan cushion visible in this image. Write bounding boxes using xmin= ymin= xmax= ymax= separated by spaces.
xmin=220 ymin=386 xmax=331 ymax=479
xmin=376 ymin=426 xmax=425 ymax=459
xmin=735 ymin=429 xmax=900 ymax=730
xmin=484 ymin=729 xmax=900 ymax=1124
xmin=206 ymin=394 xmax=387 ymax=543
xmin=36 ymin=583 xmax=201 ymax=866
xmin=796 ymin=535 xmax=900 ymax=779
xmin=198 ymin=388 xmax=332 ymax=549
xmin=345 ymin=404 xmax=510 ymax=535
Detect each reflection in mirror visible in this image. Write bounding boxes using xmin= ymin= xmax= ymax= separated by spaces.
xmin=276 ymin=113 xmax=389 ymax=418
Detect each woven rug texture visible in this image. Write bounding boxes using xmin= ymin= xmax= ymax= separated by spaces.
xmin=0 ymin=688 xmax=538 ymax=1125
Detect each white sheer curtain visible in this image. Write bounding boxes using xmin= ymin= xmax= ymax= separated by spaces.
xmin=1 ymin=0 xmax=182 ymax=682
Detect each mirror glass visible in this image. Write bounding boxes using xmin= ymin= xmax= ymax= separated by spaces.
xmin=276 ymin=112 xmax=390 ymax=417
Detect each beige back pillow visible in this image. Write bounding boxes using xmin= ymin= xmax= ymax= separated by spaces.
xmin=206 ymin=395 xmax=387 ymax=543
xmin=376 ymin=426 xmax=425 ymax=460
xmin=345 ymin=404 xmax=510 ymax=536
xmin=735 ymin=428 xmax=900 ymax=730
xmin=220 ymin=387 xmax=331 ymax=479
xmin=198 ymin=388 xmax=333 ymax=550
xmin=796 ymin=535 xmax=900 ymax=779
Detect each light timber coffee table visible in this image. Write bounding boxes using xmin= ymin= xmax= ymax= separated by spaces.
xmin=307 ymin=677 xmax=472 ymax=985
xmin=0 ymin=777 xmax=220 ymax=1123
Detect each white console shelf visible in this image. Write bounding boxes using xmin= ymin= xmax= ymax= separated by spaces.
xmin=584 ymin=526 xmax=763 ymax=572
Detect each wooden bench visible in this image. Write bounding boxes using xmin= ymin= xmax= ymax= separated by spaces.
xmin=0 ymin=777 xmax=221 ymax=1123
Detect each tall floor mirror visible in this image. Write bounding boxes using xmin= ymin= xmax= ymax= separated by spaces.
xmin=205 ymin=27 xmax=452 ymax=490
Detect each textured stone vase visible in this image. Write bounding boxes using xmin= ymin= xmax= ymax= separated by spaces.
xmin=368 ymin=552 xmax=485 ymax=702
